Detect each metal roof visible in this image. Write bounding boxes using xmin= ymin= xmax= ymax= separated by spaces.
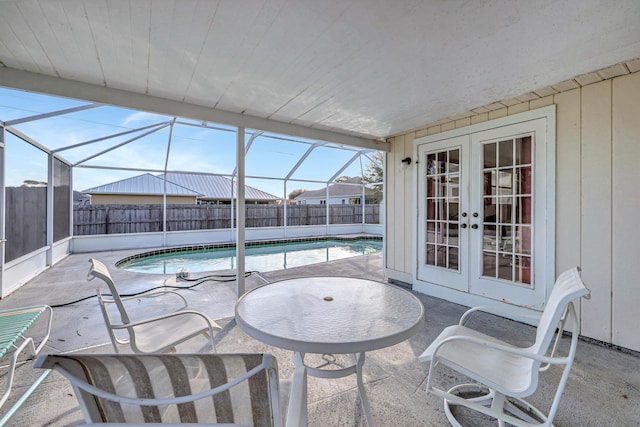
xmin=296 ymin=177 xmax=364 ymax=199
xmin=83 ymin=172 xmax=278 ymax=201
xmin=161 ymin=173 xmax=278 ymax=201
xmin=83 ymin=173 xmax=202 ymax=197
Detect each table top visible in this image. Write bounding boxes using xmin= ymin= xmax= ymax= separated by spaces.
xmin=235 ymin=277 xmax=424 ymax=354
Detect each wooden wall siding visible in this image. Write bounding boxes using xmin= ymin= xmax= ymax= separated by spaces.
xmin=385 ymin=69 xmax=640 ymax=351
xmin=554 ymin=89 xmax=583 ymax=331
xmin=386 ymin=131 xmax=427 ymax=278
xmin=385 ymin=132 xmax=414 ymax=279
xmin=73 ymin=204 xmax=381 ymax=235
xmin=612 ymin=72 xmax=640 ymax=351
xmin=581 ymin=80 xmax=613 ymax=343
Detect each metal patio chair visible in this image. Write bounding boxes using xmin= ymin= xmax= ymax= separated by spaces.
xmin=0 ymin=305 xmax=52 ymax=409
xmin=34 ymin=353 xmax=305 ymax=426
xmin=88 ymin=258 xmax=221 ymax=354
xmin=419 ymin=267 xmax=591 ymax=427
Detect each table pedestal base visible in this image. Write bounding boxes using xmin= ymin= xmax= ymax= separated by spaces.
xmin=290 ymin=352 xmax=375 ymax=427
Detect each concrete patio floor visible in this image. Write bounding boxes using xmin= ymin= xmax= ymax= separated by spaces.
xmin=0 ymin=250 xmax=638 ymax=426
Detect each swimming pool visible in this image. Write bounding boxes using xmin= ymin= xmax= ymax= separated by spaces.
xmin=117 ymin=238 xmax=382 ymax=274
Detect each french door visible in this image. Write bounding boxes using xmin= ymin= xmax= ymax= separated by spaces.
xmin=417 ymin=118 xmax=550 ymax=309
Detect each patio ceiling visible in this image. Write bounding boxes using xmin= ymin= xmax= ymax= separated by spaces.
xmin=0 ymin=0 xmax=639 ymax=148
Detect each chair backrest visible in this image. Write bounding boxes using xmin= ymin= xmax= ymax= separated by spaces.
xmin=35 ymin=353 xmax=283 ymax=426
xmin=88 ymin=258 xmax=131 ymax=325
xmin=532 ymin=267 xmax=590 ymax=355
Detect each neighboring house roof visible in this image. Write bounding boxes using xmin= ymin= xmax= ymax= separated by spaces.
xmin=161 ymin=173 xmax=278 ymax=201
xmin=296 ymin=177 xmax=364 ymax=200
xmin=83 ymin=172 xmax=279 ymax=201
xmin=73 ymin=191 xmax=91 ymax=202
xmin=82 ymin=173 xmax=203 ymax=197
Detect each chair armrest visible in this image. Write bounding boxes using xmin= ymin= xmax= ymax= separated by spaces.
xmin=459 ymin=305 xmax=541 ymax=326
xmin=110 ymin=309 xmax=221 ymax=331
xmin=432 ymin=334 xmax=571 ymax=366
xmin=119 ymin=290 xmax=189 ymax=309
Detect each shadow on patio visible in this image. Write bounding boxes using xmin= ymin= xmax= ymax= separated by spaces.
xmin=0 ymin=251 xmax=637 ymax=426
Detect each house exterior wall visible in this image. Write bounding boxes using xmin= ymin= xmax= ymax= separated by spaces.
xmin=385 ymin=70 xmax=640 ymax=352
xmin=89 ymin=195 xmax=197 ymax=205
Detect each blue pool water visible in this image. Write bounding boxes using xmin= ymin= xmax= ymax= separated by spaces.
xmin=118 ymin=238 xmax=382 ymax=274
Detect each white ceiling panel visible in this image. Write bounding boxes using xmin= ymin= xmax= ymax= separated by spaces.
xmin=0 ymin=0 xmax=638 ymax=144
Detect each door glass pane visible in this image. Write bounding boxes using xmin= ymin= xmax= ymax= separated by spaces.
xmin=515 ymin=196 xmax=532 ymax=224
xmin=499 ymin=200 xmax=513 ymax=224
xmin=516 ymin=226 xmax=532 ymax=255
xmin=448 ymin=175 xmax=459 ymax=197
xmin=483 ymin=251 xmax=496 ymax=278
xmin=483 ymin=225 xmax=497 ymax=250
xmin=499 ymin=226 xmax=513 ymax=252
xmin=426 ymin=221 xmax=436 ymax=243
xmin=423 ymin=147 xmax=460 ymax=271
xmin=516 ymin=166 xmax=532 ymax=194
xmin=447 ymin=223 xmax=459 ymax=245
xmin=427 ymin=153 xmax=437 ymax=174
xmin=427 ymin=176 xmax=436 ymax=197
xmin=515 ymin=255 xmax=532 ymax=285
xmin=448 ymin=201 xmax=459 ymax=221
xmin=437 ymin=152 xmax=446 ymax=172
xmin=426 ymin=244 xmax=435 ymax=264
xmin=481 ymin=135 xmax=534 ymax=285
xmin=498 ymin=255 xmax=513 ymax=280
xmin=437 ymin=246 xmax=447 ymax=267
xmin=515 ymin=136 xmax=532 ymax=164
xmin=484 ymin=143 xmax=496 ymax=168
xmin=498 ymin=170 xmax=513 ymax=195
xmin=498 ymin=139 xmax=513 ymax=167
xmin=449 ymin=149 xmax=460 ymax=172
xmin=448 ymin=247 xmax=459 ymax=269
xmin=484 ymin=197 xmax=497 ymax=223
xmin=426 ymin=198 xmax=436 ymax=220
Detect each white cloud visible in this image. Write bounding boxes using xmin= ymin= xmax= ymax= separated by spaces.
xmin=121 ymin=111 xmax=167 ymax=127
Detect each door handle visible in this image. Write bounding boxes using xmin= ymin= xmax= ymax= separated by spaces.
xmin=460 ymin=223 xmax=468 ymax=229
xmin=471 ymin=224 xmax=479 ymax=229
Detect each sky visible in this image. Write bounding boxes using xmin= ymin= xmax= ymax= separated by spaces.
xmin=0 ymin=87 xmax=379 ymax=198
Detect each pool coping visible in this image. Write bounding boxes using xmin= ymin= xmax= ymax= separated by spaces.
xmin=115 ymin=235 xmax=382 ymax=268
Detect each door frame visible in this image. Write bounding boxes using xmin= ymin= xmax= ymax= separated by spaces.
xmin=411 ymin=106 xmax=556 ymax=316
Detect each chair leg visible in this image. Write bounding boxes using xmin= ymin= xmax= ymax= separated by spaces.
xmin=502 ymin=397 xmax=548 ymax=425
xmin=443 ymin=383 xmax=495 ymax=427
xmin=441 ymin=384 xmax=549 ymax=427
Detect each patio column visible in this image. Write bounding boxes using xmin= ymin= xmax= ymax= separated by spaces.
xmin=0 ymin=126 xmax=4 ymax=296
xmin=46 ymin=153 xmax=54 ymax=266
xmin=236 ymin=127 xmax=246 ymax=297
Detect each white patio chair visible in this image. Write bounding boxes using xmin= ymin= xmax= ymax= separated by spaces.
xmin=88 ymin=258 xmax=221 ymax=354
xmin=419 ymin=266 xmax=590 ymax=427
xmin=34 ymin=353 xmax=305 ymax=427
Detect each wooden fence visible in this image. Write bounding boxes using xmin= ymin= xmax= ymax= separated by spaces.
xmin=73 ymin=204 xmax=380 ymax=235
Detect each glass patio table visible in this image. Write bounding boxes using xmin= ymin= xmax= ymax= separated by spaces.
xmin=234 ymin=276 xmax=425 ymax=426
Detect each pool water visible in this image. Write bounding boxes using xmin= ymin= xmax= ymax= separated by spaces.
xmin=118 ymin=239 xmax=382 ymax=274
